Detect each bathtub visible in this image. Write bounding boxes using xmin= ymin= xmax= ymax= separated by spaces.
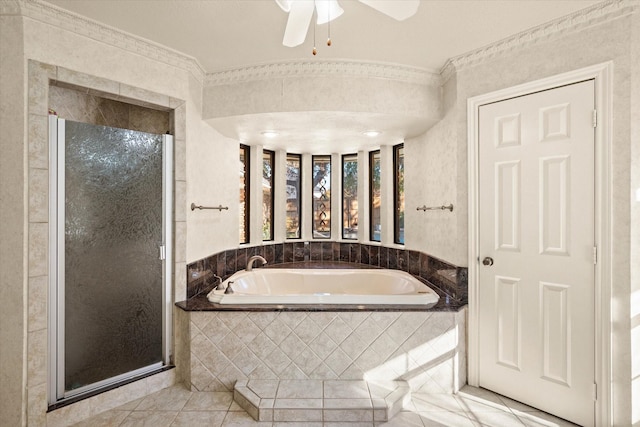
xmin=207 ymin=268 xmax=439 ymax=306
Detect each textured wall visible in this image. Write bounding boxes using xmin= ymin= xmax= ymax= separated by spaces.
xmin=187 ymin=310 xmax=466 ymax=394
xmin=0 ymin=12 xmax=26 ymax=427
xmin=630 ymin=10 xmax=640 ymax=426
xmin=405 ymin=112 xmax=460 ymax=265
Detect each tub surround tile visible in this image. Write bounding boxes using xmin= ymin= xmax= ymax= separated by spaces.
xmin=379 ymin=246 xmax=389 ymax=268
xmin=283 ymin=243 xmax=293 ymax=263
xmin=309 ymin=241 xmax=322 ymax=261
xmin=185 ymin=309 xmax=466 ymax=395
xmin=185 ymin=242 xmax=468 ymax=305
xmin=273 ymin=244 xmax=284 ymax=264
xmin=292 ymin=241 xmax=304 ymax=262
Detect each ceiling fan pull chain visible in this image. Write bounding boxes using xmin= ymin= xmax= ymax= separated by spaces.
xmin=327 ymin=5 xmax=332 ymax=46
xmin=313 ymin=20 xmax=317 ymax=55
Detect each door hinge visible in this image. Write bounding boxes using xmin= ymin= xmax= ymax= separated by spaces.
xmin=592 ymin=110 xmax=597 ymax=128
xmin=593 ymin=383 xmax=598 ymax=401
xmin=159 ymin=244 xmax=166 ymax=260
xmin=593 ymin=246 xmax=597 ymax=265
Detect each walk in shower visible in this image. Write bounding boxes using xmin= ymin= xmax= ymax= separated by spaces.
xmin=48 ymin=117 xmax=173 ymax=404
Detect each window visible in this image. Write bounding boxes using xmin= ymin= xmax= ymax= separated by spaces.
xmin=262 ymin=150 xmax=274 ymax=241
xmin=239 ymin=144 xmax=250 ymax=244
xmin=312 ymin=155 xmax=331 ymax=239
xmin=394 ymin=144 xmax=405 ymax=244
xmin=286 ymin=154 xmax=301 ymax=239
xmin=369 ymin=150 xmax=381 ymax=242
xmin=342 ymin=154 xmax=358 ymax=239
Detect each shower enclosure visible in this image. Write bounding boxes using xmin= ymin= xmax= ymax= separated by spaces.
xmin=48 ymin=117 xmax=173 ymax=403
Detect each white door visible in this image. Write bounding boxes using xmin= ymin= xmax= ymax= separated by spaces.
xmin=478 ymin=80 xmax=595 ymax=426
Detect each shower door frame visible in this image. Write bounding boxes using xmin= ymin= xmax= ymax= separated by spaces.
xmin=47 ymin=116 xmax=174 ymax=404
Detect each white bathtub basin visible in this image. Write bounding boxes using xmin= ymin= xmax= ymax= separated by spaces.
xmin=207 ymin=268 xmax=439 ymax=306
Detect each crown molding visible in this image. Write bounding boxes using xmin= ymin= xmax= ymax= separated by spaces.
xmin=0 ymin=1 xmax=20 ymax=15
xmin=440 ymin=0 xmax=638 ymax=82
xmin=6 ymin=0 xmax=205 ymax=83
xmin=205 ymin=60 xmax=441 ymax=87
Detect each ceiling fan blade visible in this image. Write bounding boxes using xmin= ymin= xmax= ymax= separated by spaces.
xmin=358 ymin=0 xmax=419 ymax=21
xmin=282 ymin=0 xmax=315 ymax=47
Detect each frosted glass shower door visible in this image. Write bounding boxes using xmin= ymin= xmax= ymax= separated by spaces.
xmin=49 ymin=118 xmax=172 ymax=401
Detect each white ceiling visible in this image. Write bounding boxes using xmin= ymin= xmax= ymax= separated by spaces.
xmin=44 ymin=0 xmax=601 ymax=150
xmin=45 ymin=0 xmax=600 ymax=73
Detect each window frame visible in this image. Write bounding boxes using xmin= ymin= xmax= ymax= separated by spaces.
xmin=341 ymin=153 xmax=358 ymax=240
xmin=393 ymin=143 xmax=405 ymax=245
xmin=285 ymin=153 xmax=302 ymax=240
xmin=239 ymin=144 xmax=250 ymax=244
xmin=312 ymin=154 xmax=331 ymax=239
xmin=369 ymin=150 xmax=381 ymax=242
xmin=262 ymin=149 xmax=275 ymax=241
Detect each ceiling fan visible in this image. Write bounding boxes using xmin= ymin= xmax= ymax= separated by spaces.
xmin=275 ymin=0 xmax=420 ymax=48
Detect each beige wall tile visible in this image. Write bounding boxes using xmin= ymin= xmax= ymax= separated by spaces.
xmin=27 ymin=382 xmax=47 ymax=427
xmin=57 ymin=66 xmax=119 ymax=95
xmin=28 ymin=275 xmax=47 ymax=332
xmin=175 ymin=221 xmax=187 ymax=263
xmin=28 ymin=222 xmax=48 ymax=277
xmin=27 ymin=329 xmax=47 ymax=387
xmin=28 ymin=167 xmax=48 ymax=223
xmin=175 ymin=261 xmax=186 ymax=302
xmin=28 ymin=61 xmax=55 ymax=116
xmin=28 ymin=113 xmax=49 ymax=169
xmin=174 ymin=138 xmax=186 ymax=181
xmin=175 ymin=180 xmax=187 ymax=222
xmin=119 ymin=83 xmax=171 ymax=109
xmin=173 ymin=103 xmax=186 ymax=140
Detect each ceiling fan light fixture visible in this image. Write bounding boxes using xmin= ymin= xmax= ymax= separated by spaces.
xmin=315 ymin=0 xmax=344 ymax=25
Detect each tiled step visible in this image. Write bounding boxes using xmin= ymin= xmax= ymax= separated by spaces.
xmin=233 ymin=379 xmax=410 ymax=423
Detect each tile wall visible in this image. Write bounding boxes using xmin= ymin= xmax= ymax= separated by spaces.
xmin=49 ymin=84 xmax=170 ymax=134
xmin=186 ymin=242 xmax=468 ymax=303
xmin=186 ymin=309 xmax=466 ymax=394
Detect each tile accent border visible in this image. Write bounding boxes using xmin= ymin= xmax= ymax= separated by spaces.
xmin=186 ymin=242 xmax=468 ymax=303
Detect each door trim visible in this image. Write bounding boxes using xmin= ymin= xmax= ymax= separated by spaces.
xmin=467 ymin=62 xmax=613 ymax=426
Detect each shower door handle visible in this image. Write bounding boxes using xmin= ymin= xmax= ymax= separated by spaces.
xmin=159 ymin=244 xmax=166 ymax=260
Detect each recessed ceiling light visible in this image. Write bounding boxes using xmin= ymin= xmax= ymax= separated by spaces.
xmin=261 ymin=131 xmax=279 ymax=138
xmin=363 ymin=130 xmax=381 ymax=137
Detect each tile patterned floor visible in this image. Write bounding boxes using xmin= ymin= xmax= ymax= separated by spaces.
xmin=72 ymin=384 xmax=580 ymax=427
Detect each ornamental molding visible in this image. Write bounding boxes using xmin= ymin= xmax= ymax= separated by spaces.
xmin=0 ymin=1 xmax=20 ymax=15
xmin=6 ymin=0 xmax=205 ymax=83
xmin=205 ymin=61 xmax=441 ymax=87
xmin=440 ymin=0 xmax=638 ymax=81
